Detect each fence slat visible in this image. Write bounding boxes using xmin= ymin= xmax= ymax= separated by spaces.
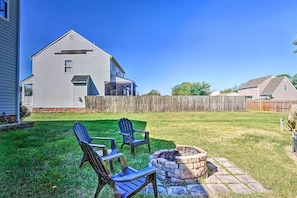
xmin=85 ymin=96 xmax=246 ymax=113
xmin=246 ymin=100 xmax=297 ymax=113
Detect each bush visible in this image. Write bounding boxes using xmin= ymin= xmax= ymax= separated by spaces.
xmin=20 ymin=102 xmax=31 ymax=120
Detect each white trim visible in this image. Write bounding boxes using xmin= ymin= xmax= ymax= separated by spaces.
xmin=0 ymin=0 xmax=9 ymax=21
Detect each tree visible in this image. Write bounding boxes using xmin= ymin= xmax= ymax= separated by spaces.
xmin=294 ymin=39 xmax=297 ymax=54
xmin=143 ymin=89 xmax=161 ymax=96
xmin=277 ymin=74 xmax=291 ymax=80
xmin=221 ymin=88 xmax=232 ymax=94
xmin=171 ymin=82 xmax=192 ymax=95
xmin=171 ymin=81 xmax=211 ymax=95
xmin=291 ymin=74 xmax=297 ymax=89
xmin=232 ymin=85 xmax=239 ymax=92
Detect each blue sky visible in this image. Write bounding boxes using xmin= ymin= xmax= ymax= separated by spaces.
xmin=20 ymin=0 xmax=297 ymax=95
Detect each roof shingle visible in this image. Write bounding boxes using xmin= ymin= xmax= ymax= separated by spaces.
xmin=71 ymin=75 xmax=90 ymax=83
xmin=261 ymin=76 xmax=285 ymax=95
xmin=239 ymin=75 xmax=272 ymax=89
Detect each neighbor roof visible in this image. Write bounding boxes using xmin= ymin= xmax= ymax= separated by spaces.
xmin=261 ymin=76 xmax=285 ymax=95
xmin=239 ymin=75 xmax=273 ymax=89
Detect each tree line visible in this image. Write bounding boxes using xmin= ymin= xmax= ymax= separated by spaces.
xmin=144 ymin=74 xmax=297 ymax=96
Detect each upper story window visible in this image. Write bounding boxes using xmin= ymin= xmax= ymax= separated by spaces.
xmin=284 ymin=84 xmax=288 ymax=91
xmin=0 ymin=0 xmax=8 ymax=19
xmin=64 ymin=60 xmax=72 ymax=73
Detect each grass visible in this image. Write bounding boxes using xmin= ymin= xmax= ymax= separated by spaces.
xmin=0 ymin=111 xmax=296 ymax=197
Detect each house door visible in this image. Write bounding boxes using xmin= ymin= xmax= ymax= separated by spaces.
xmin=73 ymin=84 xmax=87 ymax=108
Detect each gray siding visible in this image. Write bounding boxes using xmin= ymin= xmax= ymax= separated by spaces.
xmin=0 ymin=0 xmax=20 ymax=117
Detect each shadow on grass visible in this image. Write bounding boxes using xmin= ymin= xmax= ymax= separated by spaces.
xmin=0 ymin=119 xmax=178 ymax=197
xmin=1 ymin=118 xmax=214 ymax=197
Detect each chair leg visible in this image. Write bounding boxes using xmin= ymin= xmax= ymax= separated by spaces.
xmin=114 ymin=193 xmax=122 ymax=198
xmin=79 ymin=155 xmax=87 ymax=168
xmin=109 ymin=160 xmax=114 ymax=172
xmin=152 ymin=176 xmax=158 ymax=198
xmin=95 ymin=179 xmax=105 ymax=198
xmin=131 ymin=145 xmax=135 ymax=156
xmin=147 ymin=140 xmax=151 ymax=153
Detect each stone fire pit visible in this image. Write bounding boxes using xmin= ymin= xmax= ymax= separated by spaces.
xmin=150 ymin=145 xmax=208 ymax=185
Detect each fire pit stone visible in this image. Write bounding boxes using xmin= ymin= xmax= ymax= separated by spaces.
xmin=150 ymin=145 xmax=208 ymax=185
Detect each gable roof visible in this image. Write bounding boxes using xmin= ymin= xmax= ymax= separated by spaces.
xmin=239 ymin=75 xmax=273 ymax=89
xmin=30 ymin=29 xmax=125 ymax=73
xmin=31 ymin=29 xmax=78 ymax=58
xmin=116 ymin=76 xmax=136 ymax=86
xmin=20 ymin=75 xmax=34 ymax=84
xmin=260 ymin=76 xmax=285 ymax=95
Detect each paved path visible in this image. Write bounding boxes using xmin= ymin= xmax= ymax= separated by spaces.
xmin=142 ymin=157 xmax=268 ymax=197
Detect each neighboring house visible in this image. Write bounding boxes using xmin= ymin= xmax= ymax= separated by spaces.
xmin=209 ymin=90 xmax=239 ymax=96
xmin=209 ymin=90 xmax=220 ymax=96
xmin=238 ymin=75 xmax=297 ymax=100
xmin=220 ymin=92 xmax=239 ymax=96
xmin=0 ymin=0 xmax=20 ymax=123
xmin=21 ymin=30 xmax=137 ymax=112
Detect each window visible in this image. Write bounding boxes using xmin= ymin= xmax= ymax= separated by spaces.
xmin=0 ymin=0 xmax=8 ymax=19
xmin=64 ymin=60 xmax=72 ymax=73
xmin=284 ymin=84 xmax=288 ymax=91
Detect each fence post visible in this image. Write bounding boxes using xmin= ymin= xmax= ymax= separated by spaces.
xmin=280 ymin=117 xmax=284 ymax=131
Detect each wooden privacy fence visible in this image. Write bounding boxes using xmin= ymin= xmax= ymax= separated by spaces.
xmin=85 ymin=96 xmax=246 ymax=113
xmin=246 ymin=100 xmax=297 ymax=113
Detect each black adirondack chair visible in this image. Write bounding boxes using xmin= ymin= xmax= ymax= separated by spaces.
xmin=118 ymin=118 xmax=151 ymax=156
xmin=73 ymin=122 xmax=118 ymax=170
xmin=80 ymin=141 xmax=158 ymax=198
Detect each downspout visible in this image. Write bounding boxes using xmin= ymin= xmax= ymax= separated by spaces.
xmin=16 ymin=0 xmax=21 ymax=123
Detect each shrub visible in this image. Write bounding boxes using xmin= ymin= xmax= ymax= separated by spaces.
xmin=20 ymin=102 xmax=31 ymax=120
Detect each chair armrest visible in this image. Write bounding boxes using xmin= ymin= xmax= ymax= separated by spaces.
xmin=89 ymin=143 xmax=106 ymax=149
xmin=119 ymin=131 xmax=130 ymax=136
xmin=112 ymin=167 xmax=156 ymax=182
xmin=91 ymin=137 xmax=115 ymax=141
xmin=101 ymin=153 xmax=124 ymax=161
xmin=134 ymin=129 xmax=149 ymax=134
xmin=134 ymin=130 xmax=149 ymax=140
xmin=102 ymin=153 xmax=128 ymax=168
xmin=91 ymin=137 xmax=117 ymax=150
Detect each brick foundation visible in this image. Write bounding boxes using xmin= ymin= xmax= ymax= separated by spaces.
xmin=151 ymin=145 xmax=208 ymax=185
xmin=0 ymin=115 xmax=17 ymax=123
xmin=33 ymin=108 xmax=85 ymax=113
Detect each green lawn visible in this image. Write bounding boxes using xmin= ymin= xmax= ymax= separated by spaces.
xmin=0 ymin=111 xmax=296 ymax=197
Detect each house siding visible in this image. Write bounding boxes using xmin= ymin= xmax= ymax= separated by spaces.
xmin=73 ymin=83 xmax=88 ymax=107
xmin=31 ymin=30 xmax=112 ymax=108
xmin=272 ymin=79 xmax=297 ymax=100
xmin=0 ymin=0 xmax=20 ymax=119
xmin=238 ymin=76 xmax=273 ymax=100
xmin=238 ymin=87 xmax=259 ymax=99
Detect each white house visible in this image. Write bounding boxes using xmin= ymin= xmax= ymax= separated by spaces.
xmin=0 ymin=0 xmax=20 ymax=123
xmin=21 ymin=30 xmax=136 ymax=112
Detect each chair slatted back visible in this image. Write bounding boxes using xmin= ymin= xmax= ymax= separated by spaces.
xmin=73 ymin=122 xmax=92 ymax=144
xmin=81 ymin=141 xmax=112 ymax=185
xmin=118 ymin=118 xmax=135 ymax=141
